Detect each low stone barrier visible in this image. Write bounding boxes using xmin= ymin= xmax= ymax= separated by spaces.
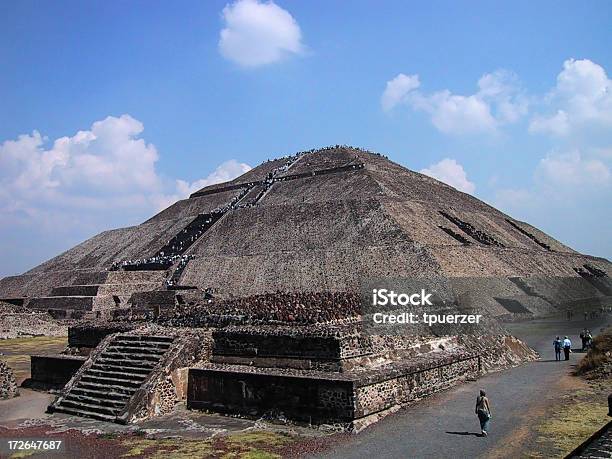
xmin=187 ymin=352 xmax=480 ymax=430
xmin=0 ymin=360 xmax=18 ymax=399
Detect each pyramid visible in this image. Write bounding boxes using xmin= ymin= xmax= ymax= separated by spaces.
xmin=1 ymin=146 xmax=610 ymax=318
xmin=7 ymin=146 xmax=611 ymax=429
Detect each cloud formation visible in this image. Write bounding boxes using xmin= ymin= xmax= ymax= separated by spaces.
xmin=381 ymin=73 xmax=421 ymax=112
xmin=529 ymin=59 xmax=612 ymax=136
xmin=536 ymin=150 xmax=610 ymax=186
xmin=0 ymin=114 xmax=251 ymax=248
xmin=0 ymin=115 xmax=161 ymax=216
xmin=156 ymin=160 xmax=252 ymax=211
xmin=219 ymin=0 xmax=304 ymax=67
xmin=382 ymin=70 xmax=527 ymax=135
xmin=420 ymin=158 xmax=476 ymax=193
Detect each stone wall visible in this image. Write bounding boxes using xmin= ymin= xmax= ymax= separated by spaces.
xmin=187 ymin=351 xmax=480 ymax=429
xmin=0 ymin=360 xmax=18 ymax=399
xmin=126 ymin=328 xmax=213 ymax=423
xmin=0 ymin=302 xmax=67 ymax=339
xmin=188 ymin=368 xmax=356 ymax=423
xmin=209 ymin=325 xmax=460 ymax=372
xmin=29 ymin=355 xmax=86 ymax=388
xmin=68 ymin=323 xmax=137 ymax=349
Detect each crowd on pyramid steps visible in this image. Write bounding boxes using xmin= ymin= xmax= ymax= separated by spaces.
xmin=110 ymin=253 xmax=194 ymax=272
xmin=156 ymin=215 xmax=217 ymax=258
xmin=111 ymin=146 xmax=384 ymax=273
xmin=166 ymin=255 xmax=195 ymax=286
xmin=260 ymin=144 xmax=388 ymax=165
xmin=439 ymin=211 xmax=505 ymax=248
xmin=158 ymin=291 xmax=362 ymax=327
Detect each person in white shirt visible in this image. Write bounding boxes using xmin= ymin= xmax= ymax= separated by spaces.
xmin=562 ymin=336 xmax=572 ymax=360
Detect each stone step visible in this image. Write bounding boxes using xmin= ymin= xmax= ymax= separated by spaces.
xmin=52 ymin=406 xmax=117 ymax=422
xmin=48 ymin=333 xmax=175 ymax=424
xmin=105 ymin=345 xmax=167 ymax=355
xmin=85 ymin=368 xmax=148 ymax=381
xmin=105 ymin=270 xmax=167 ymax=284
xmin=76 ymin=381 xmax=138 ymax=395
xmin=111 ymin=339 xmax=172 ymax=349
xmin=64 ymin=394 xmax=127 ymax=409
xmin=51 ymin=285 xmax=101 ymax=297
xmin=70 ymin=387 xmax=131 ymax=401
xmin=58 ymin=399 xmax=120 ymax=416
xmin=28 ymin=296 xmax=94 ymax=311
xmin=100 ymin=352 xmax=162 ymax=363
xmin=80 ymin=375 xmax=142 ymax=388
xmin=95 ymin=357 xmax=157 ymax=369
xmin=116 ymin=335 xmax=174 ymax=344
xmin=90 ymin=363 xmax=152 ymax=375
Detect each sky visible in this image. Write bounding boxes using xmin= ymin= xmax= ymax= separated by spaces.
xmin=0 ymin=0 xmax=611 ymax=277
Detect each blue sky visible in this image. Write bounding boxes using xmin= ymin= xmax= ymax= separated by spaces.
xmin=1 ymin=0 xmax=611 ymax=277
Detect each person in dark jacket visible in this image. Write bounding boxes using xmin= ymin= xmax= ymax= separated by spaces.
xmin=553 ymin=336 xmax=562 ymax=361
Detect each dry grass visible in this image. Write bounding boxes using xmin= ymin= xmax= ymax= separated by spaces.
xmin=120 ymin=430 xmax=293 ymax=459
xmin=0 ymin=336 xmax=67 ymax=383
xmin=574 ymin=328 xmax=612 ymax=376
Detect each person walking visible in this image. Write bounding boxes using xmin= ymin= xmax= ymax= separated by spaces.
xmin=553 ymin=336 xmax=562 ymax=361
xmin=563 ymin=336 xmax=572 ymax=361
xmin=585 ymin=330 xmax=593 ymax=350
xmin=475 ymin=389 xmax=492 ymax=437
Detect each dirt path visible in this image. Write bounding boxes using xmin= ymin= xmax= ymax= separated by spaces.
xmin=313 ymin=317 xmax=611 ymax=459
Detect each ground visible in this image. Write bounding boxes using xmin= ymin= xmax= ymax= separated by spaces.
xmin=0 ymin=336 xmax=68 ymax=384
xmin=0 ymin=316 xmax=610 ymax=458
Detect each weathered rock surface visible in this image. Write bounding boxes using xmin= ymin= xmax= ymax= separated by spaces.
xmin=0 ymin=360 xmax=18 ymax=399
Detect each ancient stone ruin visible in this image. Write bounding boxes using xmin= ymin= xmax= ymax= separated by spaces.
xmin=1 ymin=146 xmax=610 ymax=430
xmin=0 ymin=360 xmax=18 ymax=399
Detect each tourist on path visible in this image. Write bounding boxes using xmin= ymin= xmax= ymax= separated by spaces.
xmin=553 ymin=336 xmax=562 ymax=361
xmin=475 ymin=389 xmax=492 ymax=437
xmin=563 ymin=336 xmax=572 ymax=360
xmin=584 ymin=330 xmax=593 ymax=350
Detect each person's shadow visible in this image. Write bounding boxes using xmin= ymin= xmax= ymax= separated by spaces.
xmin=446 ymin=431 xmax=483 ymax=437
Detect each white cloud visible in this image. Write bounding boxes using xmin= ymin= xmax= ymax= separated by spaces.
xmin=411 ymin=91 xmax=498 ymax=135
xmin=219 ymin=0 xmax=304 ymax=67
xmin=0 ymin=114 xmax=251 ymax=231
xmin=536 ymin=150 xmax=610 ymax=186
xmin=420 ymin=158 xmax=476 ymax=193
xmin=529 ymin=59 xmax=612 ymax=136
xmin=156 ymin=160 xmax=252 ymax=210
xmin=495 ymin=149 xmax=611 ymax=213
xmin=0 ymin=115 xmax=160 ymax=208
xmin=529 ymin=110 xmax=570 ymax=136
xmin=381 ymin=73 xmax=420 ymax=112
xmin=383 ymin=70 xmax=527 ymax=135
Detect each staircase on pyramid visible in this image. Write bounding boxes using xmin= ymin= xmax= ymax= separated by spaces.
xmin=48 ymin=334 xmax=176 ymax=423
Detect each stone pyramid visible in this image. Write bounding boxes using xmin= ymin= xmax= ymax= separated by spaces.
xmin=1 ymin=146 xmax=610 ymax=318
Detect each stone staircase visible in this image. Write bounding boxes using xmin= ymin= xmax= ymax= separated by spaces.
xmin=25 ymin=271 xmax=165 ymax=319
xmin=49 ymin=334 xmax=175 ymax=422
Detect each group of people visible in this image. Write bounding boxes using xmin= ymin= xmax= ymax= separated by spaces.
xmin=552 ymin=336 xmax=573 ymax=361
xmin=553 ymin=327 xmax=599 ymax=361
